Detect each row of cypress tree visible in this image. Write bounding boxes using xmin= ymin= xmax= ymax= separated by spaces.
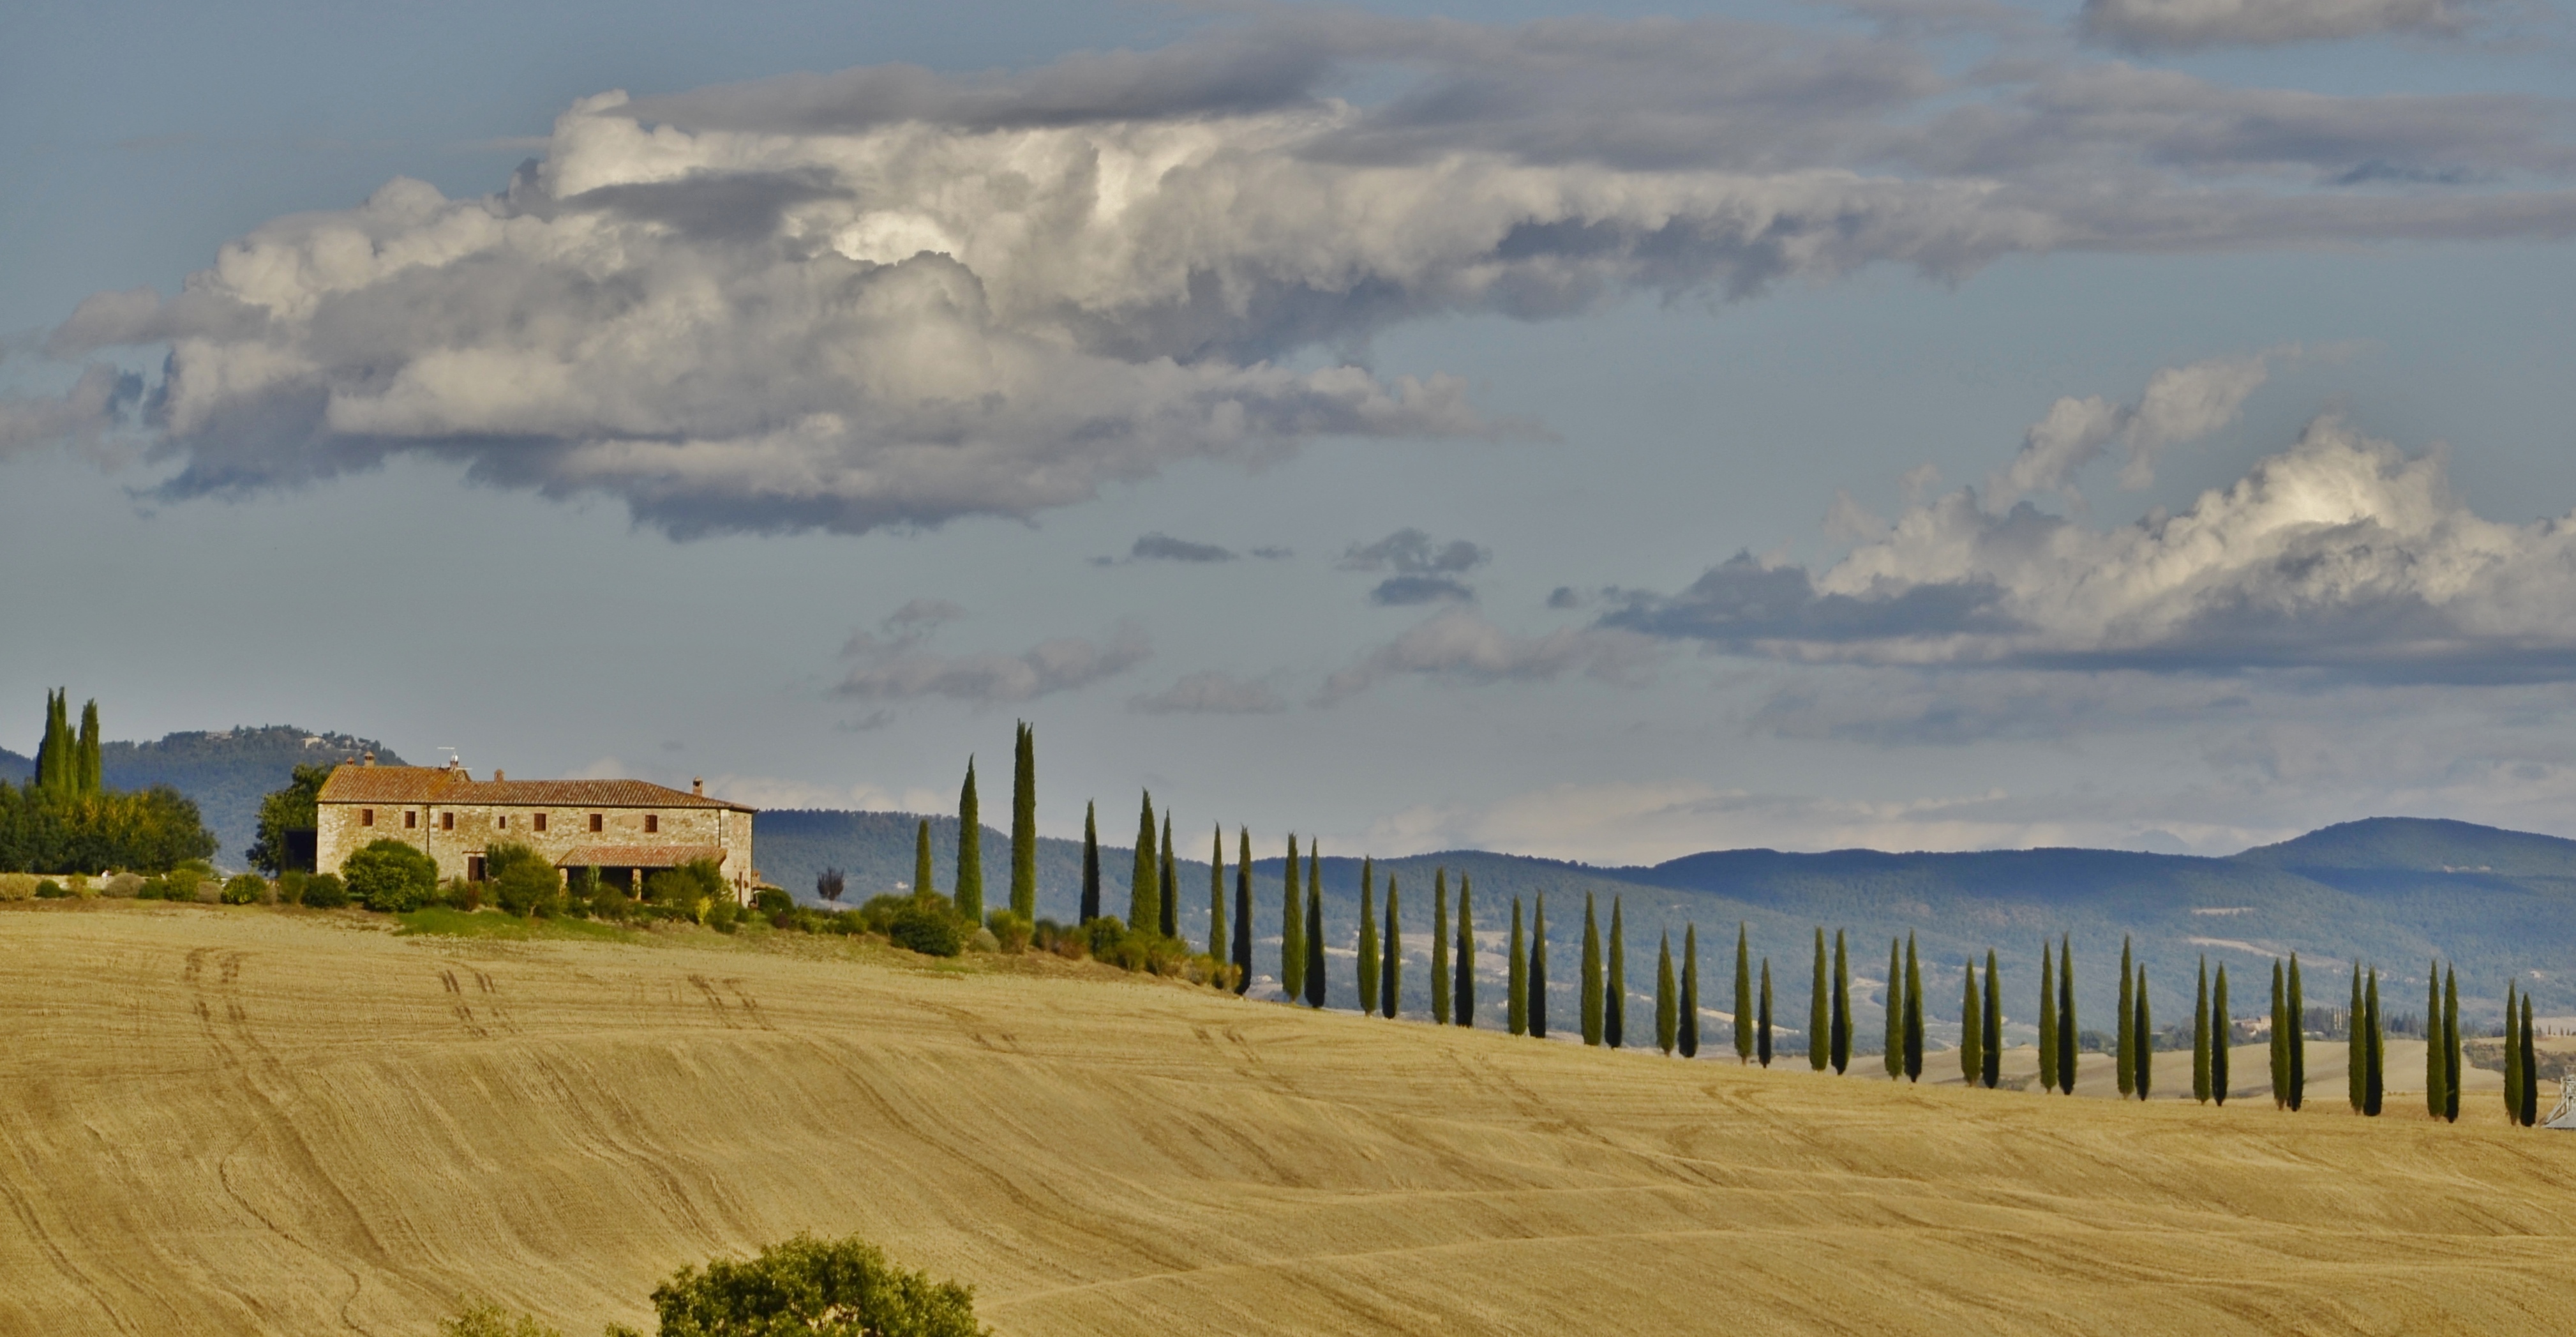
xmin=31 ymin=690 xmax=103 ymax=797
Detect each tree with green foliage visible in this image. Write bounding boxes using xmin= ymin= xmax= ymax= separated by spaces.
xmin=1456 ymin=874 xmax=1476 ymax=1027
xmin=952 ymin=760 xmax=984 ymax=924
xmin=2039 ymin=944 xmax=2059 ymax=1094
xmin=1508 ymin=897 xmax=1527 ymax=1036
xmin=1682 ymin=924 xmax=1701 ymax=1059
xmin=2348 ymin=967 xmax=2366 ymax=1114
xmin=1382 ymin=874 xmax=1401 ymax=1019
xmin=1282 ymin=835 xmax=1303 ymax=1001
xmin=2133 ymin=966 xmax=2153 ymax=1099
xmin=247 ymin=762 xmax=335 ymax=875
xmin=1209 ymin=824 xmax=1227 ymax=961
xmin=1130 ymin=794 xmax=1158 ymax=944
xmin=2441 ymin=965 xmax=2460 ymax=1123
xmin=1232 ymin=827 xmax=1253 ymax=995
xmin=1758 ymin=957 xmax=1774 ymax=1067
xmin=2505 ymin=980 xmax=2522 ymax=1123
xmin=1960 ymin=960 xmax=1982 ymax=1084
xmin=2194 ymin=956 xmax=2212 ymax=1104
xmin=2212 ymin=965 xmax=2230 ymax=1105
xmin=488 ymin=842 xmax=564 ymax=918
xmin=2519 ymin=992 xmax=2539 ymax=1128
xmin=1831 ymin=929 xmax=1852 ymax=1075
xmin=1158 ymin=815 xmax=1178 ymax=939
xmin=2270 ymin=960 xmax=2290 ymax=1108
xmin=438 ymin=1301 xmax=562 ymax=1336
xmin=76 ymin=699 xmax=101 ymax=794
xmin=640 ymin=1231 xmax=982 ymax=1337
xmin=1887 ymin=938 xmax=1907 ymax=1080
xmin=2287 ymin=954 xmax=2306 ymax=1110
xmin=1656 ymin=933 xmax=1678 ymax=1055
xmin=344 ymin=838 xmax=438 ymax=913
xmin=2057 ymin=936 xmax=2077 ymax=1095
xmin=1431 ymin=870 xmax=1451 ymax=1025
xmin=1358 ymin=859 xmax=1381 ymax=1017
xmin=1304 ymin=845 xmax=1324 ymax=1007
xmin=1977 ymin=948 xmax=1998 ymax=1089
xmin=913 ymin=819 xmax=936 ymax=900
xmin=2364 ymin=968 xmax=2385 ymax=1117
xmin=1580 ymin=893 xmax=1604 ymax=1045
xmin=1080 ymin=802 xmax=1101 ymax=922
xmin=1606 ymin=898 xmax=1626 ymax=1049
xmin=33 ymin=690 xmax=73 ymax=796
xmin=1734 ymin=923 xmax=1753 ymax=1064
xmin=1527 ymin=896 xmax=1550 ymax=1038
xmin=2426 ymin=961 xmax=2446 ymax=1121
xmin=1809 ymin=928 xmax=1830 ymax=1073
xmin=2116 ymin=937 xmax=2136 ymax=1098
xmin=1010 ymin=723 xmax=1037 ymax=921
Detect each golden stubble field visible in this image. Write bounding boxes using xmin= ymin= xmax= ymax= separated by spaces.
xmin=1 ymin=902 xmax=2570 ymax=1336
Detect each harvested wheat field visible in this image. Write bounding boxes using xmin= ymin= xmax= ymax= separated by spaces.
xmin=3 ymin=902 xmax=2572 ymax=1336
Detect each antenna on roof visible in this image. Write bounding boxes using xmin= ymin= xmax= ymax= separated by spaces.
xmin=438 ymin=747 xmax=461 ymax=771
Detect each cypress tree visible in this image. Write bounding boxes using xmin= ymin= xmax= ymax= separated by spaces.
xmin=1979 ymin=948 xmax=1998 ymax=1090
xmin=1809 ymin=929 xmax=1831 ymax=1073
xmin=1758 ymin=958 xmax=1774 ymax=1067
xmin=2504 ymin=981 xmax=2522 ymax=1124
xmin=1010 ymin=724 xmax=1037 ymax=921
xmin=1432 ymin=870 xmax=1451 ymax=1025
xmin=1456 ymin=875 xmax=1476 ymax=1027
xmin=76 ymin=699 xmax=101 ymax=794
xmin=2212 ymin=964 xmax=2231 ymax=1105
xmin=2519 ymin=993 xmax=2539 ymax=1128
xmin=1357 ymin=859 xmax=1380 ymax=1018
xmin=2287 ymin=955 xmax=2306 ymax=1110
xmin=1682 ymin=925 xmax=1701 ymax=1059
xmin=1208 ymin=824 xmax=1227 ymax=960
xmin=2348 ymin=967 xmax=2366 ymax=1114
xmin=954 ymin=760 xmax=984 ymax=924
xmin=2133 ymin=966 xmax=2153 ymax=1100
xmin=2058 ymin=936 xmax=2077 ymax=1095
xmin=1131 ymin=793 xmax=1158 ymax=939
xmin=1580 ymin=894 xmax=1604 ymax=1046
xmin=1303 ymin=845 xmax=1325 ymax=1009
xmin=1528 ymin=896 xmax=1549 ymax=1039
xmin=1734 ymin=923 xmax=1754 ymax=1064
xmin=2116 ymin=937 xmax=2136 ymax=1098
xmin=1605 ymin=898 xmax=1626 ymax=1050
xmin=1080 ymin=803 xmax=1101 ymax=923
xmin=1232 ymin=827 xmax=1254 ymax=995
xmin=2363 ymin=968 xmax=2384 ymax=1117
xmin=2194 ymin=956 xmax=2212 ymax=1105
xmin=1382 ymin=875 xmax=1401 ymax=1019
xmin=913 ymin=818 xmax=936 ymax=900
xmin=2270 ymin=960 xmax=2289 ymax=1108
xmin=32 ymin=690 xmax=63 ymax=796
xmin=2442 ymin=966 xmax=2460 ymax=1123
xmin=2039 ymin=944 xmax=2059 ymax=1094
xmin=1159 ymin=815 xmax=1178 ymax=939
xmin=1656 ymin=933 xmax=1678 ymax=1055
xmin=1831 ymin=930 xmax=1852 ymax=1076
xmin=1280 ymin=835 xmax=1303 ymax=1001
xmin=1910 ymin=937 xmax=1931 ymax=1083
xmin=1508 ymin=898 xmax=1527 ymax=1036
xmin=2426 ymin=962 xmax=2445 ymax=1122
xmin=1886 ymin=938 xmax=1906 ymax=1080
xmin=1960 ymin=960 xmax=1982 ymax=1084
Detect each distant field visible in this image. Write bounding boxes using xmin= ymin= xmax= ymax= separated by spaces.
xmin=1 ymin=900 xmax=2568 ymax=1335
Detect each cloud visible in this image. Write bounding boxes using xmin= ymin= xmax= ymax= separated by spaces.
xmin=0 ymin=365 xmax=144 ymax=457
xmin=1320 ymin=608 xmax=1658 ymax=702
xmin=1130 ymin=670 xmax=1289 ymax=715
xmin=1342 ymin=527 xmax=1492 ymax=604
xmin=837 ymin=621 xmax=1149 ymax=703
xmin=2081 ymin=0 xmax=2473 ymax=49
xmin=1987 ymin=350 xmax=2278 ymax=510
xmin=1612 ymin=407 xmax=2576 ymax=679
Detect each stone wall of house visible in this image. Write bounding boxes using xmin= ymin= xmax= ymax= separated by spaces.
xmin=316 ymin=799 xmax=753 ymax=899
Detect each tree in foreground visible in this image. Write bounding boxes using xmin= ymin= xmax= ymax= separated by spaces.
xmin=1079 ymin=803 xmax=1101 ymax=923
xmin=1281 ymin=835 xmax=1303 ymax=1002
xmin=2116 ymin=937 xmax=2136 ymax=1098
xmin=2348 ymin=967 xmax=2366 ymax=1114
xmin=1808 ymin=928 xmax=1830 ymax=1073
xmin=1978 ymin=948 xmax=1998 ymax=1090
xmin=1959 ymin=960 xmax=1982 ymax=1085
xmin=1508 ymin=898 xmax=1527 ymax=1036
xmin=2212 ymin=964 xmax=2231 ymax=1105
xmin=1357 ymin=859 xmax=1381 ymax=1018
xmin=954 ymin=760 xmax=984 ymax=925
xmin=1130 ymin=793 xmax=1158 ymax=944
xmin=2425 ymin=960 xmax=2446 ymax=1121
xmin=2039 ymin=944 xmax=2059 ymax=1094
xmin=1758 ymin=958 xmax=1774 ymax=1068
xmin=1158 ymin=814 xmax=1178 ymax=939
xmin=1733 ymin=924 xmax=1753 ymax=1064
xmin=1232 ymin=827 xmax=1254 ymax=995
xmin=2057 ymin=936 xmax=2078 ymax=1096
xmin=631 ymin=1231 xmax=984 ymax=1337
xmin=1528 ymin=896 xmax=1550 ymax=1039
xmin=2287 ymin=954 xmax=2307 ymax=1110
xmin=1456 ymin=875 xmax=1476 ymax=1027
xmin=1009 ymin=723 xmax=1037 ymax=921
xmin=913 ymin=820 xmax=937 ymax=902
xmin=1208 ymin=825 xmax=1228 ymax=963
xmin=2132 ymin=965 xmax=2152 ymax=1100
xmin=1887 ymin=938 xmax=1907 ymax=1081
xmin=1681 ymin=924 xmax=1701 ymax=1059
xmin=1831 ymin=929 xmax=1852 ymax=1075
xmin=1606 ymin=898 xmax=1627 ymax=1049
xmin=2362 ymin=967 xmax=2385 ymax=1117
xmin=2503 ymin=980 xmax=2522 ymax=1124
xmin=1580 ymin=894 xmax=1605 ymax=1046
xmin=1656 ymin=933 xmax=1679 ymax=1055
xmin=1431 ymin=869 xmax=1452 ymax=1025
xmin=2441 ymin=965 xmax=2460 ymax=1123
xmin=1303 ymin=845 xmax=1325 ymax=1008
xmin=248 ymin=762 xmax=334 ymax=875
xmin=2519 ymin=992 xmax=2539 ymax=1128
xmin=2270 ymin=960 xmax=2289 ymax=1109
xmin=1382 ymin=874 xmax=1402 ymax=1019
xmin=2194 ymin=956 xmax=2212 ymax=1105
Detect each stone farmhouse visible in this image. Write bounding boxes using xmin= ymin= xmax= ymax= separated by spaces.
xmin=314 ymin=756 xmax=756 ymax=899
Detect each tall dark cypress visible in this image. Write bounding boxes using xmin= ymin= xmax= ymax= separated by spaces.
xmin=1979 ymin=948 xmax=1999 ymax=1090
xmin=2212 ymin=964 xmax=2231 ymax=1105
xmin=1009 ymin=724 xmax=1037 ymax=921
xmin=1656 ymin=934 xmax=1678 ymax=1056
xmin=1580 ymin=894 xmax=1604 ymax=1046
xmin=1886 ymin=938 xmax=1906 ymax=1080
xmin=1508 ymin=898 xmax=1527 ymax=1036
xmin=1758 ymin=958 xmax=1774 ymax=1068
xmin=913 ymin=818 xmax=936 ymax=900
xmin=1280 ymin=835 xmax=1303 ymax=1001
xmin=1733 ymin=924 xmax=1753 ymax=1064
xmin=2116 ymin=937 xmax=2136 ymax=1098
xmin=1528 ymin=896 xmax=1549 ymax=1039
xmin=954 ymin=760 xmax=984 ymax=924
xmin=1158 ymin=815 xmax=1178 ymax=939
xmin=1357 ymin=859 xmax=1380 ymax=1018
xmin=2348 ymin=967 xmax=2366 ymax=1114
xmin=1431 ymin=869 xmax=1451 ymax=1025
xmin=2287 ymin=954 xmax=2306 ymax=1110
xmin=33 ymin=690 xmax=65 ymax=796
xmin=1080 ymin=803 xmax=1101 ymax=923
xmin=1605 ymin=898 xmax=1626 ymax=1050
xmin=2363 ymin=969 xmax=2385 ymax=1117
xmin=1809 ymin=929 xmax=1831 ymax=1073
xmin=2504 ymin=981 xmax=2522 ymax=1123
xmin=1831 ymin=929 xmax=1852 ymax=1076
xmin=2519 ymin=993 xmax=2539 ymax=1128
xmin=2441 ymin=966 xmax=2459 ymax=1123
xmin=2057 ymin=936 xmax=2077 ymax=1095
xmin=1303 ymin=845 xmax=1325 ymax=1009
xmin=1910 ymin=937 xmax=1931 ymax=1084
xmin=1209 ymin=825 xmax=1227 ymax=962
xmin=2194 ymin=957 xmax=2212 ymax=1105
xmin=2425 ymin=962 xmax=2446 ymax=1122
xmin=1232 ymin=827 xmax=1254 ymax=995
xmin=2133 ymin=966 xmax=2153 ymax=1100
xmin=1681 ymin=925 xmax=1701 ymax=1059
xmin=2039 ymin=944 xmax=2059 ymax=1094
xmin=2270 ymin=960 xmax=2290 ymax=1109
xmin=1456 ymin=875 xmax=1476 ymax=1027
xmin=75 ymin=699 xmax=101 ymax=794
xmin=1130 ymin=793 xmax=1158 ymax=937
xmin=1382 ymin=875 xmax=1401 ymax=1019
xmin=1959 ymin=961 xmax=1982 ymax=1085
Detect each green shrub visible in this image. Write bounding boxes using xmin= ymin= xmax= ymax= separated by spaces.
xmin=487 ymin=842 xmax=562 ymax=918
xmin=643 ymin=1231 xmax=984 ymax=1337
xmin=101 ymin=872 xmax=142 ymax=898
xmin=35 ymin=879 xmax=67 ymax=899
xmin=751 ymin=886 xmax=793 ymax=916
xmin=220 ymin=873 xmax=267 ymax=905
xmin=299 ymin=873 xmax=348 ymax=909
xmin=437 ymin=1302 xmax=563 ymax=1337
xmin=345 ymin=839 xmax=440 ymax=913
xmin=888 ymin=898 xmax=964 ymax=956
xmin=642 ymin=858 xmax=730 ymax=916
xmin=135 ymin=876 xmax=168 ymax=900
xmin=984 ymin=910 xmax=1033 ymax=954
xmin=165 ymin=865 xmax=205 ymax=901
xmin=704 ymin=898 xmax=741 ymax=934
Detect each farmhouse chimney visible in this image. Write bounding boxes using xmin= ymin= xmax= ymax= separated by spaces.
xmin=493 ymin=769 xmax=505 ymax=782
xmin=362 ymin=751 xmax=375 ymax=767
xmin=693 ymin=778 xmax=705 ymax=796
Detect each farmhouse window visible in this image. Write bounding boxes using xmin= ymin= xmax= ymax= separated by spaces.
xmin=361 ymin=808 xmax=373 ymax=827
xmin=589 ymin=813 xmax=603 ymax=833
xmin=534 ymin=812 xmax=548 ymax=833
xmin=497 ymin=815 xmax=509 ymax=829
xmin=442 ymin=812 xmax=454 ymax=831
xmin=645 ymin=814 xmax=659 ymax=833
xmin=405 ymin=810 xmax=417 ymax=829
xmin=466 ymin=855 xmax=486 ymax=882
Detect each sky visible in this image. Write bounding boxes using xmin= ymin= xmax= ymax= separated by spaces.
xmin=5 ymin=0 xmax=2576 ymax=864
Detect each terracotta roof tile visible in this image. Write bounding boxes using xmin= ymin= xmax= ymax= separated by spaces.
xmin=315 ymin=766 xmax=753 ymax=812
xmin=554 ymin=845 xmax=726 ymax=868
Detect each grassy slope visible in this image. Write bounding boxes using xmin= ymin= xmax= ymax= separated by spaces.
xmin=3 ymin=901 xmax=2570 ymax=1336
